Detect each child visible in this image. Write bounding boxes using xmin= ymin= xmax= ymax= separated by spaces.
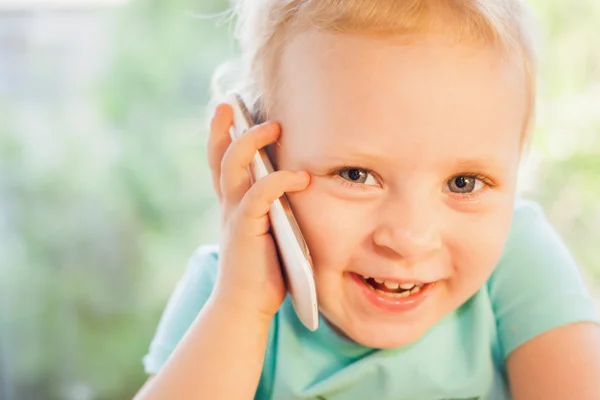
xmin=135 ymin=0 xmax=600 ymax=398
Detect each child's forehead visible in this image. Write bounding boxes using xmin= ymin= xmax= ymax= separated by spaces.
xmin=276 ymin=30 xmax=525 ymax=110
xmin=278 ymin=28 xmax=524 ymax=78
xmin=271 ymin=29 xmax=527 ymax=161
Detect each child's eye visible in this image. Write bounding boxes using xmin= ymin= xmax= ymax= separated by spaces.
xmin=338 ymin=168 xmax=378 ymax=186
xmin=444 ymin=175 xmax=485 ymax=194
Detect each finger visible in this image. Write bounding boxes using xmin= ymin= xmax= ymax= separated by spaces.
xmin=220 ymin=120 xmax=281 ymax=207
xmin=207 ymin=103 xmax=233 ymax=201
xmin=235 ymin=170 xmax=310 ymax=236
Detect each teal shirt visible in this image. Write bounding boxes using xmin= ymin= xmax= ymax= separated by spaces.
xmin=143 ymin=199 xmax=599 ymax=399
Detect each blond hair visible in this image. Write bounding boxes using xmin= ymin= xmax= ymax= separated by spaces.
xmin=210 ymin=0 xmax=539 ymax=141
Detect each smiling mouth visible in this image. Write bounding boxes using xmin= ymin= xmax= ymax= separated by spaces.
xmin=358 ymin=275 xmax=432 ymax=298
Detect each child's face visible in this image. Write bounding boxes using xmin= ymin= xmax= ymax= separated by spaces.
xmin=270 ymin=29 xmax=527 ymax=348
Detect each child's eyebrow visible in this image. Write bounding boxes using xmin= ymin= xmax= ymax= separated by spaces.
xmin=306 ymin=143 xmax=394 ymax=165
xmin=444 ymin=156 xmax=512 ymax=175
xmin=315 ymin=151 xmax=389 ymax=164
xmin=312 ymin=145 xmax=509 ymax=166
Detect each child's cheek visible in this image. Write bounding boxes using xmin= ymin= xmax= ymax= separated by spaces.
xmin=287 ymin=179 xmax=369 ymax=273
xmin=443 ymin=205 xmax=514 ymax=292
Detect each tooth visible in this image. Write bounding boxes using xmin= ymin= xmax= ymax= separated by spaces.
xmin=383 ymin=280 xmax=399 ymax=290
xmin=363 ymin=275 xmax=370 ymax=279
xmin=374 ymin=278 xmax=384 ymax=284
xmin=399 ymin=283 xmax=415 ymax=290
xmin=399 ymin=290 xmax=411 ymax=298
xmin=410 ymin=286 xmax=421 ymax=294
xmin=377 ymin=289 xmax=401 ymax=298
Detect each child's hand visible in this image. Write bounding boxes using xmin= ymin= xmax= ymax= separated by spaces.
xmin=206 ymin=103 xmax=310 ymax=321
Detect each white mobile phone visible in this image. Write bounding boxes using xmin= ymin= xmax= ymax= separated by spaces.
xmin=226 ymin=93 xmax=319 ymax=331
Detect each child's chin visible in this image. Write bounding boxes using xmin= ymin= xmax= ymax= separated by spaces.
xmin=321 ymin=308 xmax=437 ymax=349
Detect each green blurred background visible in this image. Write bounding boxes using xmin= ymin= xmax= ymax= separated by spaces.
xmin=0 ymin=0 xmax=598 ymax=399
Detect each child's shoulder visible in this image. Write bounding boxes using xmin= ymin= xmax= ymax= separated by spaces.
xmin=488 ymin=197 xmax=597 ymax=358
xmin=188 ymin=243 xmax=220 ymax=274
xmin=499 ymin=196 xmax=573 ymax=266
xmin=177 ymin=243 xmax=221 ymax=292
xmin=142 ymin=244 xmax=221 ymax=374
xmin=510 ymin=196 xmax=548 ymax=230
xmin=492 ymin=196 xmax=583 ymax=296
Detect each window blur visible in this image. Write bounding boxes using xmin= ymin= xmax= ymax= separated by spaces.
xmin=0 ymin=0 xmax=598 ymax=399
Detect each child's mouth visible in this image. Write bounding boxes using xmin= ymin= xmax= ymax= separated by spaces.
xmin=359 ymin=275 xmax=430 ymax=298
xmin=350 ymin=273 xmax=437 ymax=313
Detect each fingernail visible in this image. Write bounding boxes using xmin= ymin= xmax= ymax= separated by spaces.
xmin=263 ymin=121 xmax=279 ymax=131
xmin=297 ymin=171 xmax=309 ymax=180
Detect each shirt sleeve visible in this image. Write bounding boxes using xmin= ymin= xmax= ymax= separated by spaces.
xmin=488 ymin=199 xmax=599 ymax=359
xmin=142 ymin=245 xmax=220 ymax=374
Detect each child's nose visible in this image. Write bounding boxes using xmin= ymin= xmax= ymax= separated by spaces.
xmin=371 ymin=199 xmax=442 ymax=262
